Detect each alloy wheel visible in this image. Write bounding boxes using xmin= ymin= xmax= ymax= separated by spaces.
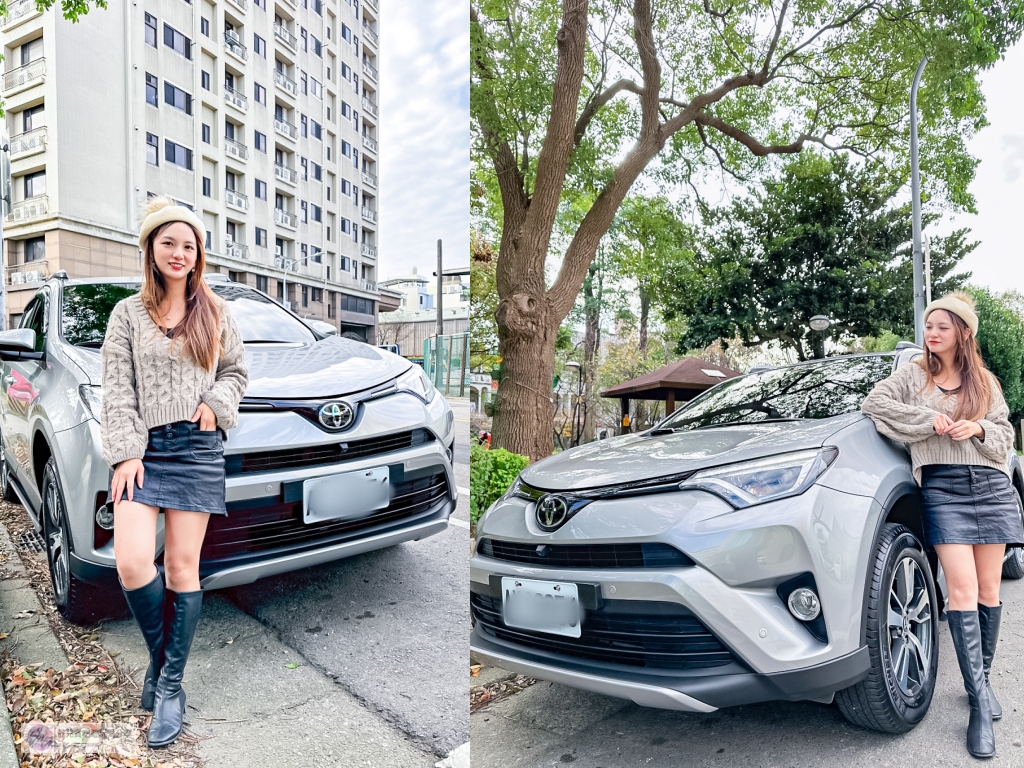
xmin=888 ymin=556 xmax=933 ymax=697
xmin=45 ymin=479 xmax=70 ymax=606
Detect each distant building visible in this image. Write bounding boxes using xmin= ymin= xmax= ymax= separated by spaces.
xmin=377 ymin=267 xmax=468 ymax=356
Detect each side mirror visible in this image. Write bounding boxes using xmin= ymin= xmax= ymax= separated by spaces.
xmin=0 ymin=328 xmax=42 ymax=360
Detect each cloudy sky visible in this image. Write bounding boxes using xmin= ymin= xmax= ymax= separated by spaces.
xmin=378 ymin=0 xmax=468 ymax=282
xmin=940 ymin=44 xmax=1024 ymax=291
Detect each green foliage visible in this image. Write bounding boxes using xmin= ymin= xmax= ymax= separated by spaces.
xmin=861 ymin=331 xmax=904 ymax=353
xmin=668 ymin=153 xmax=972 ymax=361
xmin=470 ymin=446 xmax=530 ymax=524
xmin=470 ymin=234 xmax=499 ymax=369
xmin=970 ymin=288 xmax=1024 ymax=419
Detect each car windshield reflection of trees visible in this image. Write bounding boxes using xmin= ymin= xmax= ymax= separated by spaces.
xmin=60 ymin=283 xmax=316 ymax=346
xmin=659 ymin=356 xmax=895 ymax=431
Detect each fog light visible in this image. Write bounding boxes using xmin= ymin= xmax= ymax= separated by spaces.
xmin=787 ymin=587 xmax=821 ymax=621
xmin=95 ymin=503 xmax=114 ymax=531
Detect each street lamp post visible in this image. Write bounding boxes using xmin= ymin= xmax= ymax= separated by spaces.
xmin=277 ymin=249 xmax=308 ymax=312
xmin=809 ymin=315 xmax=832 ymax=359
xmin=565 ymin=361 xmax=583 ymax=446
xmin=910 ymin=56 xmax=929 ymax=346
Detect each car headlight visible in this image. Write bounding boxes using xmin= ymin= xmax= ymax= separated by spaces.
xmin=395 ymin=365 xmax=436 ymax=403
xmin=79 ymin=384 xmax=103 ymax=422
xmin=678 ymin=447 xmax=838 ymax=509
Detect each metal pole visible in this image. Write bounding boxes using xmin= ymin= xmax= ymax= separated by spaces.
xmin=0 ymin=140 xmax=9 ymax=330
xmin=434 ymin=239 xmax=443 ymax=388
xmin=923 ymin=233 xmax=932 ymax=305
xmin=911 ymin=56 xmax=928 ymax=346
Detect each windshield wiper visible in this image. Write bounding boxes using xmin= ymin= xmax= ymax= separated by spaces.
xmin=74 ymin=341 xmax=104 ymax=348
xmin=693 ymin=418 xmax=806 ymax=430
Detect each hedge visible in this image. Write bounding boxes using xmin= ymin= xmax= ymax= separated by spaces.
xmin=470 ymin=445 xmax=530 ymax=524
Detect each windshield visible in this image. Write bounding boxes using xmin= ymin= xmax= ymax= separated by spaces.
xmin=657 ymin=355 xmax=896 ymax=431
xmin=60 ymin=282 xmax=318 ymax=346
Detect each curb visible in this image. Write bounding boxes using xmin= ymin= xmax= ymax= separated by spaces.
xmin=0 ymin=520 xmax=69 ymax=768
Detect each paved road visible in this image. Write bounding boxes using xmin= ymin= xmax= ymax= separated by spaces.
xmin=472 ymin=562 xmax=1024 ymax=767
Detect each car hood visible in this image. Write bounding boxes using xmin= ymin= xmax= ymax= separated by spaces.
xmin=521 ymin=414 xmax=863 ymax=491
xmin=71 ymin=336 xmax=411 ymax=398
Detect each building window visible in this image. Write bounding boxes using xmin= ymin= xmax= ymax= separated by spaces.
xmin=310 ymin=120 xmax=322 ymax=140
xmin=340 ymin=218 xmax=350 ymax=233
xmin=254 ymin=83 xmax=266 ymax=106
xmin=326 ymin=225 xmax=331 ymax=239
xmin=24 ymin=236 xmax=45 ymax=263
xmin=301 ymin=157 xmax=307 ymax=180
xmin=301 ymin=284 xmax=308 ymax=307
xmin=310 ymin=78 xmax=322 ymax=99
xmin=225 ymin=171 xmax=237 ymax=191
xmin=256 ymin=228 xmax=267 ymax=247
xmin=311 ymin=287 xmax=322 ymax=303
xmin=341 ymin=140 xmax=350 ymax=157
xmin=301 ymin=27 xmax=307 ymax=51
xmin=146 ymin=133 xmax=159 ymax=165
xmin=342 ymin=294 xmax=374 ymax=314
xmin=200 ymin=17 xmax=210 ymax=37
xmin=256 ymin=274 xmax=268 ymax=292
xmin=201 ymin=70 xmax=211 ymax=90
xmin=311 ymin=162 xmax=322 ymax=181
xmin=311 ymin=204 xmax=322 ymax=222
xmin=145 ymin=14 xmax=158 ymax=47
xmin=312 ymin=0 xmax=322 ymax=15
xmin=145 ymin=73 xmax=158 ymax=106
xmin=327 ymin=300 xmax=334 ymax=319
xmin=255 ymin=179 xmax=267 ymax=200
xmin=340 ymin=256 xmax=350 ymax=271
xmin=202 ymin=123 xmax=211 ymax=143
xmin=22 ymin=105 xmax=43 ymax=133
xmin=164 ymin=82 xmax=193 ymax=114
xmin=254 ymin=34 xmax=266 ymax=58
xmin=255 ymin=131 xmax=267 ymax=153
xmin=301 ymin=201 xmax=308 ymax=223
xmin=327 ymin=146 xmax=331 ymax=162
xmin=311 ymin=35 xmax=322 ymax=56
xmin=341 ymin=101 xmax=350 ymax=118
xmin=202 ymin=177 xmax=212 ymax=197
xmin=340 ymin=179 xmax=350 ymax=195
xmin=228 ymin=271 xmax=241 ymax=283
xmin=164 ymin=140 xmax=194 ymax=170
xmin=254 ymin=0 xmax=265 ymax=9
xmin=300 ymin=71 xmax=307 ymax=95
xmin=300 ymin=115 xmax=307 ymax=137
xmin=341 ymin=24 xmax=350 ymax=42
xmin=163 ymin=24 xmax=192 ymax=59
xmin=24 ymin=170 xmax=45 ymax=198
xmin=326 ymin=186 xmax=331 ymax=201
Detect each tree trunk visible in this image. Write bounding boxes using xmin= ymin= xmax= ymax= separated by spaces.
xmin=582 ymin=264 xmax=601 ymax=444
xmin=639 ymin=288 xmax=650 ymax=357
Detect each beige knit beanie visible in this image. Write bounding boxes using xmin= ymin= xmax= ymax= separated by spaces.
xmin=137 ymin=195 xmax=207 ymax=251
xmin=924 ymin=291 xmax=978 ymax=336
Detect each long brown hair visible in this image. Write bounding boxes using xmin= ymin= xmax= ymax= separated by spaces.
xmin=917 ymin=307 xmax=998 ymax=421
xmin=140 ymin=219 xmax=221 ymax=372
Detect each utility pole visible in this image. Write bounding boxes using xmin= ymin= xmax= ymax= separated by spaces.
xmin=0 ymin=138 xmax=10 ymax=331
xmin=434 ymin=239 xmax=443 ymax=388
xmin=911 ymin=56 xmax=928 ymax=346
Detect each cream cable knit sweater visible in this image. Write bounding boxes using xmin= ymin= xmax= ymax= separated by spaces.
xmin=100 ymin=293 xmax=249 ymax=467
xmin=861 ymin=361 xmax=1014 ymax=484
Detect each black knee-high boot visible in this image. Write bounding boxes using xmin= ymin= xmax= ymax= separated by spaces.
xmin=978 ymin=603 xmax=1003 ymax=721
xmin=948 ymin=610 xmax=996 ymax=759
xmin=120 ymin=569 xmax=165 ymax=711
xmin=148 ymin=589 xmax=203 ymax=748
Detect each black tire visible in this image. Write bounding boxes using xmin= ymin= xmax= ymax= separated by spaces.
xmin=0 ymin=430 xmax=19 ymax=503
xmin=836 ymin=523 xmax=939 ymax=733
xmin=1002 ymin=489 xmax=1024 ymax=580
xmin=40 ymin=457 xmax=122 ymax=625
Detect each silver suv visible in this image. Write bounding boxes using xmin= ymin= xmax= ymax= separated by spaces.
xmin=0 ymin=274 xmax=457 ymax=624
xmin=471 ymin=349 xmax=1024 ymax=732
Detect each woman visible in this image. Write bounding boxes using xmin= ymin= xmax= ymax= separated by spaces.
xmin=862 ymin=291 xmax=1022 ymax=759
xmin=100 ymin=196 xmax=248 ymax=748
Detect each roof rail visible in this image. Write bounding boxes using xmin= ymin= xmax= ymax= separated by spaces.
xmin=52 ymin=270 xmax=69 ymax=280
xmin=205 ymin=273 xmax=230 ymax=281
xmin=894 ymin=341 xmax=922 ymax=350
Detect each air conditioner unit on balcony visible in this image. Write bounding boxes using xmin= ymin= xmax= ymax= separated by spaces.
xmin=225 ymin=233 xmax=234 ymax=245
xmin=275 ymin=245 xmax=283 ymax=257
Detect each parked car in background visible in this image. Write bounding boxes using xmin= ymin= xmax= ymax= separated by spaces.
xmin=471 ymin=348 xmax=1024 ymax=733
xmin=0 ymin=273 xmax=458 ymax=623
xmin=306 ymin=319 xmax=339 ymax=337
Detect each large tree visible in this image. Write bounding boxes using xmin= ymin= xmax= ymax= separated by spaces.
xmin=472 ymin=0 xmax=1023 ymax=461
xmin=669 ymin=152 xmax=972 ymax=360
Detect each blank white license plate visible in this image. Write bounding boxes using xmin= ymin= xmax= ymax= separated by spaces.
xmin=302 ymin=467 xmax=390 ymax=524
xmin=501 ymin=577 xmax=581 ymax=638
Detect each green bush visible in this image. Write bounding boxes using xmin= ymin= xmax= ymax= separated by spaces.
xmin=470 ymin=446 xmax=530 ymax=524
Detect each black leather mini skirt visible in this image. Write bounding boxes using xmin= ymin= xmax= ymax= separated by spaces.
xmin=919 ymin=464 xmax=1024 ymax=548
xmin=114 ymin=420 xmax=227 ymax=516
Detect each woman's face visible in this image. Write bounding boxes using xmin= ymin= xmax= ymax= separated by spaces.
xmin=924 ymin=310 xmax=961 ymax=358
xmin=151 ymin=222 xmax=198 ymax=283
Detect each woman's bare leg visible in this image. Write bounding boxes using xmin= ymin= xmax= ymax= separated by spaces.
xmin=162 ymin=509 xmax=210 ymax=592
xmin=935 ymin=544 xmax=979 ymax=611
xmin=974 ymin=543 xmax=1005 ymax=608
xmin=113 ymin=501 xmax=161 ymax=589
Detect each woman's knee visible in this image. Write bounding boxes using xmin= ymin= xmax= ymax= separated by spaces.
xmin=115 ymin=557 xmax=155 ymax=587
xmin=163 ymin=552 xmax=199 ymax=583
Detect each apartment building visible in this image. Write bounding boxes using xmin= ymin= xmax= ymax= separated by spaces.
xmin=0 ymin=0 xmax=394 ymax=337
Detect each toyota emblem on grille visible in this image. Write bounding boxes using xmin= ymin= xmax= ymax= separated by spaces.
xmin=536 ymin=495 xmax=569 ymax=531
xmin=318 ymin=401 xmax=354 ymax=430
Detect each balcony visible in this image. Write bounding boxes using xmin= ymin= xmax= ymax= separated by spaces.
xmin=273 ymin=23 xmax=298 ymax=53
xmin=274 ymin=162 xmax=298 ymax=185
xmin=363 ymin=23 xmax=378 ymax=48
xmin=361 ymin=243 xmax=377 ymax=259
xmin=226 ymin=0 xmax=248 ymax=12
xmin=10 ymin=126 xmax=47 ymax=160
xmin=361 ymin=170 xmax=377 ymax=188
xmin=2 ymin=58 xmax=45 ymax=96
xmin=5 ymin=195 xmax=48 ymax=225
xmin=225 ymin=189 xmax=249 ymax=211
xmin=273 ymin=69 xmax=298 ymax=98
xmin=361 ymin=207 xmax=377 ymax=224
xmin=274 ymin=116 xmax=298 ymax=141
xmin=362 ymin=134 xmax=378 ymax=153
xmin=274 ymin=208 xmax=298 ymax=229
xmin=361 ymin=279 xmax=377 ymax=292
xmin=225 ymin=239 xmax=250 ymax=260
xmin=364 ymin=0 xmax=378 ymax=13
xmin=224 ymin=136 xmax=248 ymax=162
xmin=1 ymin=0 xmax=41 ymax=29
xmin=224 ymin=85 xmax=248 ymax=113
xmin=7 ymin=259 xmax=48 ymax=287
xmin=361 ymin=97 xmax=378 ymax=118
xmin=224 ymin=31 xmax=248 ymax=62
xmin=362 ymin=60 xmax=378 ymax=83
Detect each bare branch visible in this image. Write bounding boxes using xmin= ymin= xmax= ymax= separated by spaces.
xmin=702 ymin=0 xmax=733 ymax=20
xmin=574 ymin=79 xmax=644 ymax=145
xmin=762 ymin=0 xmax=790 ymax=73
xmin=696 ymin=122 xmax=749 ymax=181
xmin=695 ymin=113 xmax=811 ymax=156
xmin=770 ymin=1 xmax=878 ymax=78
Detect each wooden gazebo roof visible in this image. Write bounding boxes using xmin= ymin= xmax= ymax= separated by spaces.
xmin=601 ymin=357 xmax=742 ymax=402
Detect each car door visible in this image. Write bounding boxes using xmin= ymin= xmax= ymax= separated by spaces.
xmin=4 ymin=290 xmax=49 ymax=495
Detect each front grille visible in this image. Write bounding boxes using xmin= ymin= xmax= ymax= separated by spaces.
xmin=471 ymin=593 xmax=737 ymax=670
xmin=225 ymin=428 xmax=435 ymax=475
xmin=200 ymin=470 xmax=448 ymax=561
xmin=477 ymin=539 xmax=694 ymax=568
